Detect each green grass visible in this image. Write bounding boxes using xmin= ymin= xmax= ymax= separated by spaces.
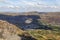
xmin=27 ymin=29 xmax=60 ymax=40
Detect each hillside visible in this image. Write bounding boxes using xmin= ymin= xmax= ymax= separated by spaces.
xmin=27 ymin=29 xmax=60 ymax=40
xmin=0 ymin=12 xmax=60 ymax=40
xmin=0 ymin=20 xmax=23 ymax=40
xmin=40 ymin=12 xmax=60 ymax=25
xmin=0 ymin=20 xmax=37 ymax=40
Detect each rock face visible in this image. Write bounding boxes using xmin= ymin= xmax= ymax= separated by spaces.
xmin=0 ymin=20 xmax=23 ymax=40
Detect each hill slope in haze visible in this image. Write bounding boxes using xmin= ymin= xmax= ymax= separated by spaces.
xmin=40 ymin=12 xmax=60 ymax=25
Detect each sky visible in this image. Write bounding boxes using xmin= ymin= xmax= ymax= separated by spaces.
xmin=0 ymin=0 xmax=60 ymax=12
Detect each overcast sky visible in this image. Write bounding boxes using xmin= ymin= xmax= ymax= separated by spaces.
xmin=0 ymin=0 xmax=60 ymax=12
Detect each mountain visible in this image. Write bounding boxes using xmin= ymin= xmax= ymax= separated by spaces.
xmin=0 ymin=12 xmax=60 ymax=40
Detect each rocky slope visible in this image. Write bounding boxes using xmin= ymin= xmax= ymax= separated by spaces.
xmin=0 ymin=20 xmax=36 ymax=40
xmin=0 ymin=20 xmax=24 ymax=40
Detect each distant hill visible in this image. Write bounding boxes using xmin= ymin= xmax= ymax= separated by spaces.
xmin=40 ymin=12 xmax=60 ymax=25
